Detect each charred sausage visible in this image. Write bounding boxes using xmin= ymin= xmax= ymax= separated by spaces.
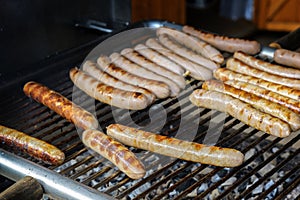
xmin=23 ymin=81 xmax=98 ymax=130
xmin=213 ymin=68 xmax=300 ymax=101
xmin=234 ymin=51 xmax=300 ymax=79
xmin=157 ymin=27 xmax=224 ymax=63
xmin=145 ymin=38 xmax=213 ymax=80
xmin=182 ymin=25 xmax=261 ymax=55
xmin=189 ymin=89 xmax=291 ymax=138
xmin=70 ymin=68 xmax=149 ymax=110
xmin=226 ymin=58 xmax=300 ymax=89
xmin=97 ymin=56 xmax=170 ymax=99
xmin=106 ymin=124 xmax=244 ymax=167
xmin=202 ymin=80 xmax=300 ymax=131
xmin=0 ymin=125 xmax=65 ymax=165
xmin=82 ymin=129 xmax=145 ymax=179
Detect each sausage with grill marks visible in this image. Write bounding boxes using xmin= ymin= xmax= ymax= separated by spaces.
xmin=274 ymin=49 xmax=300 ymax=69
xmin=97 ymin=56 xmax=170 ymax=99
xmin=182 ymin=25 xmax=261 ymax=55
xmin=157 ymin=27 xmax=224 ymax=64
xmin=202 ymin=80 xmax=300 ymax=131
xmin=70 ymin=68 xmax=149 ymax=110
xmin=23 ymin=81 xmax=98 ymax=130
xmin=134 ymin=44 xmax=185 ymax=75
xmin=107 ymin=124 xmax=244 ymax=167
xmin=213 ymin=68 xmax=300 ymax=101
xmin=226 ymin=58 xmax=300 ymax=89
xmin=224 ymin=80 xmax=300 ymax=115
xmin=109 ymin=52 xmax=180 ymax=97
xmin=189 ymin=89 xmax=291 ymax=138
xmin=0 ymin=125 xmax=65 ymax=165
xmin=82 ymin=129 xmax=145 ymax=179
xmin=158 ymin=34 xmax=220 ymax=71
xmin=145 ymin=38 xmax=213 ymax=81
xmin=120 ymin=48 xmax=186 ymax=89
xmin=82 ymin=60 xmax=156 ymax=104
xmin=234 ymin=51 xmax=300 ymax=79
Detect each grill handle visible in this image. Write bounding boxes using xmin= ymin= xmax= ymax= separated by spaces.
xmin=0 ymin=149 xmax=116 ymax=200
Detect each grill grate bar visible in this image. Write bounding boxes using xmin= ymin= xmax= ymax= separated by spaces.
xmin=274 ymin=171 xmax=300 ymax=200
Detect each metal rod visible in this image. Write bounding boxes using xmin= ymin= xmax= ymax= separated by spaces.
xmin=0 ymin=149 xmax=116 ymax=200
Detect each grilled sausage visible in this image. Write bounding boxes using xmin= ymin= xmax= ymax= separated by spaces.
xmin=226 ymin=58 xmax=300 ymax=89
xmin=82 ymin=129 xmax=145 ymax=179
xmin=145 ymin=38 xmax=213 ymax=81
xmin=158 ymin=34 xmax=220 ymax=71
xmin=234 ymin=51 xmax=300 ymax=79
xmin=134 ymin=44 xmax=185 ymax=75
xmin=120 ymin=48 xmax=186 ymax=89
xmin=213 ymin=68 xmax=300 ymax=101
xmin=202 ymin=80 xmax=300 ymax=131
xmin=0 ymin=125 xmax=65 ymax=165
xmin=224 ymin=80 xmax=300 ymax=115
xmin=97 ymin=56 xmax=170 ymax=99
xmin=182 ymin=25 xmax=261 ymax=55
xmin=274 ymin=48 xmax=300 ymax=69
xmin=83 ymin=60 xmax=156 ymax=104
xmin=157 ymin=27 xmax=224 ymax=63
xmin=23 ymin=81 xmax=98 ymax=130
xmin=109 ymin=52 xmax=180 ymax=97
xmin=106 ymin=124 xmax=244 ymax=167
xmin=70 ymin=68 xmax=149 ymax=110
xmin=189 ymin=89 xmax=291 ymax=138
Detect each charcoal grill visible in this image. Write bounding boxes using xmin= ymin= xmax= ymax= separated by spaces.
xmin=0 ymin=20 xmax=299 ymax=200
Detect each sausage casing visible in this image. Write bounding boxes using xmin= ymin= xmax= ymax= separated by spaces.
xmin=23 ymin=81 xmax=99 ymax=130
xmin=274 ymin=48 xmax=300 ymax=69
xmin=202 ymin=80 xmax=300 ymax=131
xmin=70 ymin=68 xmax=149 ymax=110
xmin=0 ymin=125 xmax=65 ymax=165
xmin=189 ymin=89 xmax=291 ymax=137
xmin=107 ymin=124 xmax=244 ymax=167
xmin=82 ymin=129 xmax=145 ymax=179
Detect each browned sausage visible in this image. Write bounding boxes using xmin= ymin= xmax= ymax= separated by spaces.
xmin=23 ymin=81 xmax=98 ymax=130
xmin=182 ymin=25 xmax=261 ymax=55
xmin=189 ymin=89 xmax=291 ymax=138
xmin=69 ymin=68 xmax=149 ymax=110
xmin=82 ymin=129 xmax=145 ymax=179
xmin=0 ymin=125 xmax=65 ymax=165
xmin=106 ymin=124 xmax=244 ymax=167
xmin=224 ymin=80 xmax=300 ymax=115
xmin=213 ymin=68 xmax=300 ymax=101
xmin=157 ymin=27 xmax=224 ymax=64
xmin=274 ymin=48 xmax=300 ymax=69
xmin=202 ymin=80 xmax=300 ymax=131
xmin=234 ymin=51 xmax=300 ymax=79
xmin=226 ymin=58 xmax=300 ymax=89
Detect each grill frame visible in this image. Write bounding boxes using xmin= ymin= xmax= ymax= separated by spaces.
xmin=0 ymin=20 xmax=299 ymax=199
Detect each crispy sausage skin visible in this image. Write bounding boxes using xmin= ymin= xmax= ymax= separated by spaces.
xmin=97 ymin=56 xmax=170 ymax=99
xmin=23 ymin=81 xmax=98 ymax=130
xmin=109 ymin=52 xmax=180 ymax=97
xmin=157 ymin=27 xmax=224 ymax=64
xmin=226 ymin=58 xmax=300 ymax=89
xmin=182 ymin=25 xmax=261 ymax=55
xmin=82 ymin=60 xmax=156 ymax=104
xmin=234 ymin=51 xmax=300 ymax=79
xmin=274 ymin=48 xmax=300 ymax=69
xmin=0 ymin=125 xmax=65 ymax=165
xmin=189 ymin=89 xmax=291 ymax=138
xmin=213 ymin=68 xmax=300 ymax=101
xmin=202 ymin=80 xmax=300 ymax=131
xmin=120 ymin=48 xmax=186 ymax=89
xmin=70 ymin=68 xmax=149 ymax=110
xmin=145 ymin=38 xmax=213 ymax=81
xmin=158 ymin=34 xmax=220 ymax=71
xmin=224 ymin=80 xmax=300 ymax=115
xmin=82 ymin=129 xmax=145 ymax=179
xmin=106 ymin=124 xmax=244 ymax=167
